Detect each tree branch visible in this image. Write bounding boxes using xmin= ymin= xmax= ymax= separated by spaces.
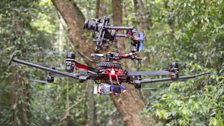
xmin=52 ymin=0 xmax=95 ymax=66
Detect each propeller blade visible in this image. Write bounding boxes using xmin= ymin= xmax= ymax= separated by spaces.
xmin=34 ymin=79 xmax=49 ymax=84
xmin=91 ymin=53 xmax=104 ymax=57
xmin=134 ymin=72 xmax=210 ymax=84
xmin=128 ymin=70 xmax=170 ymax=76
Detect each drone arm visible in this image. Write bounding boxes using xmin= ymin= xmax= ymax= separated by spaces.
xmin=10 ymin=57 xmax=80 ymax=79
xmin=174 ymin=72 xmax=210 ymax=80
xmin=134 ymin=72 xmax=210 ymax=84
xmin=128 ymin=70 xmax=170 ymax=76
xmin=104 ymin=26 xmax=133 ymax=30
xmin=74 ymin=61 xmax=98 ymax=73
xmin=133 ymin=78 xmax=173 ymax=84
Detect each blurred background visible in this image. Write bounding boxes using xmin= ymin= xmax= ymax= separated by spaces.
xmin=0 ymin=0 xmax=223 ymax=125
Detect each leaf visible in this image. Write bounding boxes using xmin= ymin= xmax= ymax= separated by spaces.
xmin=209 ymin=117 xmax=218 ymax=126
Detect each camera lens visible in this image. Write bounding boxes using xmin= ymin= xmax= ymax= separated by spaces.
xmin=84 ymin=20 xmax=98 ymax=31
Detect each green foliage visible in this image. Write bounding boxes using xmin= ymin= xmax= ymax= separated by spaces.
xmin=0 ymin=0 xmax=61 ymax=125
xmin=141 ymin=0 xmax=224 ymax=125
xmin=0 ymin=0 xmax=223 ymax=126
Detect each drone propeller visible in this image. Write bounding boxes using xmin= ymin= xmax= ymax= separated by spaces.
xmin=34 ymin=79 xmax=49 ymax=84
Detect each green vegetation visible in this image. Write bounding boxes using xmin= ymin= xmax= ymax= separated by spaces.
xmin=0 ymin=0 xmax=223 ymax=126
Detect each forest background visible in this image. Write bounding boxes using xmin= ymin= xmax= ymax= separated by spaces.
xmin=0 ymin=0 xmax=223 ymax=126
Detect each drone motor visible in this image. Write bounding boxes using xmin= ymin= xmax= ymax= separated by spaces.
xmin=65 ymin=52 xmax=76 ymax=73
xmin=169 ymin=62 xmax=179 ymax=79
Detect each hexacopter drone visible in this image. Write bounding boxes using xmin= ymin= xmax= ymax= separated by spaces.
xmin=9 ymin=17 xmax=209 ymax=95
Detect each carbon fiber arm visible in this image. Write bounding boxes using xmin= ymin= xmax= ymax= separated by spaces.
xmin=133 ymin=72 xmax=210 ymax=84
xmin=128 ymin=70 xmax=171 ymax=76
xmin=9 ymin=56 xmax=83 ymax=80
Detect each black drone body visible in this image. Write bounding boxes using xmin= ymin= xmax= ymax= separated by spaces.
xmin=9 ymin=16 xmax=209 ymax=95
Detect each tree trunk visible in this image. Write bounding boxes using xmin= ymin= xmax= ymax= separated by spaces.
xmin=51 ymin=0 xmax=156 ymax=125
xmin=112 ymin=0 xmax=125 ymax=53
xmin=10 ymin=71 xmax=30 ymax=126
xmin=11 ymin=72 xmax=18 ymax=126
xmin=133 ymin=0 xmax=151 ymax=30
xmin=112 ymin=0 xmax=122 ymax=25
xmin=96 ymin=0 xmax=105 ymax=18
xmin=85 ymin=1 xmax=106 ymax=125
xmin=111 ymin=0 xmax=155 ymax=126
xmin=11 ymin=16 xmax=30 ymax=126
xmin=86 ymin=81 xmax=97 ymax=126
xmin=52 ymin=0 xmax=95 ymax=66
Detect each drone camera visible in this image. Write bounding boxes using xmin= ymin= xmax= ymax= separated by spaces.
xmin=84 ymin=17 xmax=117 ymax=50
xmin=84 ymin=17 xmax=110 ymax=32
xmin=84 ymin=20 xmax=99 ymax=31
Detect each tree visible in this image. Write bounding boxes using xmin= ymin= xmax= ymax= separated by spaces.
xmin=112 ymin=0 xmax=125 ymax=52
xmin=133 ymin=0 xmax=151 ymax=30
xmin=86 ymin=1 xmax=107 ymax=125
xmin=52 ymin=0 xmax=156 ymax=125
xmin=96 ymin=0 xmax=106 ymax=18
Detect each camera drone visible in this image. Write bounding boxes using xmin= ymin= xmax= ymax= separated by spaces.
xmin=9 ymin=17 xmax=209 ymax=95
